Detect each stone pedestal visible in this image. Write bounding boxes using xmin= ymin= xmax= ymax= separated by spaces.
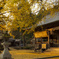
xmin=0 ymin=41 xmax=12 ymax=59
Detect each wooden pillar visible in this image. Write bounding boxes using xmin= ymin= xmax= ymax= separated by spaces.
xmin=40 ymin=37 xmax=43 ymax=52
xmin=47 ymin=30 xmax=50 ymax=49
xmin=34 ymin=38 xmax=36 ymax=52
xmin=57 ymin=35 xmax=59 ymax=47
xmin=52 ymin=38 xmax=53 ymax=47
xmin=56 ymin=36 xmax=57 ymax=43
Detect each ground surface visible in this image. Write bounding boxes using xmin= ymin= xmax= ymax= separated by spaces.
xmin=0 ymin=48 xmax=59 ymax=59
xmin=9 ymin=48 xmax=59 ymax=59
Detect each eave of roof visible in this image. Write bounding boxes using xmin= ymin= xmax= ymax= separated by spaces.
xmin=37 ymin=12 xmax=59 ymax=26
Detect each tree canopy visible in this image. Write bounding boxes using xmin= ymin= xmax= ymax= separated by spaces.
xmin=0 ymin=0 xmax=59 ymax=37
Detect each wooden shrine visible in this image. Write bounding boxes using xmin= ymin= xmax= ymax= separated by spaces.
xmin=34 ymin=12 xmax=59 ymax=52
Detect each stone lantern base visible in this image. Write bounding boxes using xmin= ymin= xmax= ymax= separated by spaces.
xmin=0 ymin=42 xmax=12 ymax=59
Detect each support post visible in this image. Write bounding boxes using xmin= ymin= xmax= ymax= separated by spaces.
xmin=34 ymin=38 xmax=36 ymax=52
xmin=48 ymin=31 xmax=50 ymax=49
xmin=40 ymin=37 xmax=43 ymax=52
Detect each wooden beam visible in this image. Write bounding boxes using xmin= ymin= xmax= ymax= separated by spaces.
xmin=34 ymin=31 xmax=48 ymax=38
xmin=53 ymin=26 xmax=59 ymax=31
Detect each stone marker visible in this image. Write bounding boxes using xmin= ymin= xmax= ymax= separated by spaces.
xmin=0 ymin=41 xmax=12 ymax=59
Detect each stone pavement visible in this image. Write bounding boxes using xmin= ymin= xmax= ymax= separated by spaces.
xmin=0 ymin=48 xmax=59 ymax=59
xmin=9 ymin=48 xmax=59 ymax=59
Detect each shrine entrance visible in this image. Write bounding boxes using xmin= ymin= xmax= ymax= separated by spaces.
xmin=50 ymin=30 xmax=59 ymax=47
xmin=34 ymin=26 xmax=59 ymax=52
xmin=34 ymin=12 xmax=59 ymax=52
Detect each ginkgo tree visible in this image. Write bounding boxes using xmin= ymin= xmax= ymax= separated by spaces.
xmin=0 ymin=0 xmax=59 ymax=37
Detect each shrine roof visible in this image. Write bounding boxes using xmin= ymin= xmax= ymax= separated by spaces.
xmin=37 ymin=12 xmax=59 ymax=26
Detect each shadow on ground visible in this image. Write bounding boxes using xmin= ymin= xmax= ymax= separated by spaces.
xmin=33 ymin=56 xmax=59 ymax=59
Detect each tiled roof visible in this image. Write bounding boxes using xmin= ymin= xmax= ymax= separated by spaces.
xmin=37 ymin=12 xmax=59 ymax=26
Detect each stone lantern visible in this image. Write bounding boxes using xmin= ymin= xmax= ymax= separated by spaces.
xmin=0 ymin=31 xmax=12 ymax=59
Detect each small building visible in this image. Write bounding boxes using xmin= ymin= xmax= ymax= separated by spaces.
xmin=34 ymin=12 xmax=59 ymax=52
xmin=9 ymin=38 xmax=24 ymax=48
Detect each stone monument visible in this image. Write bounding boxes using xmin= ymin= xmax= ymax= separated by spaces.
xmin=0 ymin=31 xmax=12 ymax=59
